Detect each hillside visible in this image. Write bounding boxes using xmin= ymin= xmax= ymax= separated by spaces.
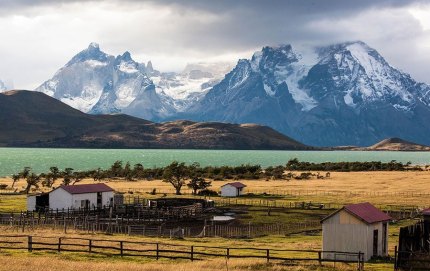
xmin=0 ymin=90 xmax=310 ymax=150
xmin=366 ymin=138 xmax=430 ymax=151
xmin=331 ymin=138 xmax=430 ymax=151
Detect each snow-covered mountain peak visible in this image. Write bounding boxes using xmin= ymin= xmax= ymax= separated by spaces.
xmin=308 ymin=41 xmax=417 ymax=110
xmin=88 ymin=42 xmax=100 ymax=49
xmin=118 ymin=51 xmax=132 ymax=62
xmin=65 ymin=42 xmax=111 ymax=67
xmin=114 ymin=52 xmax=141 ymax=74
xmin=250 ymin=44 xmax=299 ymax=73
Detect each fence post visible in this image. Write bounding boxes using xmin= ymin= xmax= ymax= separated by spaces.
xmin=394 ymin=246 xmax=397 ymax=270
xmin=89 ymin=239 xmax=92 ymax=253
xmin=226 ymin=248 xmax=230 ymax=259
xmin=120 ymin=241 xmax=123 ymax=257
xmin=318 ymin=251 xmax=321 ymax=266
xmin=28 ymin=236 xmax=32 ymax=252
xmin=58 ymin=237 xmax=62 ymax=253
xmin=190 ymin=245 xmax=194 ymax=261
xmin=266 ymin=249 xmax=270 ymax=263
xmin=156 ymin=243 xmax=159 ymax=260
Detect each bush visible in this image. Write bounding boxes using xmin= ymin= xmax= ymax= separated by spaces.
xmin=197 ymin=189 xmax=218 ymax=196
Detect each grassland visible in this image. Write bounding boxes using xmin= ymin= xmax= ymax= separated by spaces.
xmin=2 ymin=170 xmax=430 ymax=207
xmin=0 ymin=224 xmax=400 ymax=271
xmin=0 ymin=171 xmax=428 ymax=270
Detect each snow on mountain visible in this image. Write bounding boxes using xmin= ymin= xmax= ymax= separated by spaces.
xmin=35 ymin=43 xmax=232 ymax=117
xmin=183 ymin=41 xmax=430 ymax=146
xmin=150 ymin=62 xmax=233 ymax=111
xmin=36 ymin=43 xmax=115 ymax=112
xmin=32 ymin=41 xmax=430 ymax=146
xmin=311 ymin=41 xmax=416 ymax=111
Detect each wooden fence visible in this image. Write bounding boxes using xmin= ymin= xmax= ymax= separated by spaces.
xmin=117 ymin=187 xmax=430 ymax=199
xmin=0 ymin=234 xmax=364 ymax=270
xmin=0 ymin=214 xmax=321 ymax=238
xmin=127 ymin=221 xmax=322 ymax=238
xmin=395 ymin=220 xmax=430 ymax=270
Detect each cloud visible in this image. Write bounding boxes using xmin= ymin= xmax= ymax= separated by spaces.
xmin=0 ymin=0 xmax=429 ymax=89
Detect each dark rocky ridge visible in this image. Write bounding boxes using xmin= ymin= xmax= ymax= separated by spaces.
xmin=0 ymin=90 xmax=311 ymax=150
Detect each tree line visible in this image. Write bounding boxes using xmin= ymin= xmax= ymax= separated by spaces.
xmin=9 ymin=159 xmax=421 ymax=194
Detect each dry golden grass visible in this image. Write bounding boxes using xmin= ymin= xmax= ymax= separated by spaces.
xmin=0 ymin=226 xmax=392 ymax=271
xmin=2 ymin=171 xmax=429 ymax=206
xmin=0 ymin=254 xmax=368 ymax=271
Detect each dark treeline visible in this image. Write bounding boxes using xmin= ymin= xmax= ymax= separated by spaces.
xmin=9 ymin=159 xmax=423 ymax=194
xmin=284 ymin=158 xmax=422 ymax=172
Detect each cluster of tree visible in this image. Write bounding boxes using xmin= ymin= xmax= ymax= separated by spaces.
xmin=10 ymin=158 xmax=420 ymax=194
xmin=284 ymin=158 xmax=419 ymax=172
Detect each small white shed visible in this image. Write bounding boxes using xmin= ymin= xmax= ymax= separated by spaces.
xmin=27 ymin=183 xmax=114 ymax=211
xmin=321 ymin=202 xmax=391 ymax=262
xmin=220 ymin=182 xmax=246 ymax=197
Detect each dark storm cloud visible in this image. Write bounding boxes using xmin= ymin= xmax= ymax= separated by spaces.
xmin=0 ymin=0 xmax=429 ymax=87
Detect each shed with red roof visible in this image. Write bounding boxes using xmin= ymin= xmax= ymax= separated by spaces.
xmin=220 ymin=182 xmax=246 ymax=197
xmin=28 ymin=183 xmax=115 ymax=211
xmin=321 ymin=202 xmax=392 ymax=261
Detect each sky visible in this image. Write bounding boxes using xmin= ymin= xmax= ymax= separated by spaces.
xmin=0 ymin=0 xmax=429 ymax=89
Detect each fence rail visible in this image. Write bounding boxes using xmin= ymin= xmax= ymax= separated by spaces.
xmin=117 ymin=187 xmax=430 ymax=199
xmin=0 ymin=234 xmax=364 ymax=270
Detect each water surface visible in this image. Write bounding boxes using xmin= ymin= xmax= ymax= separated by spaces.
xmin=0 ymin=148 xmax=429 ymax=177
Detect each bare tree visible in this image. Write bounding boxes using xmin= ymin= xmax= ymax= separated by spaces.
xmin=24 ymin=173 xmax=40 ymax=194
xmin=11 ymin=174 xmax=20 ymax=188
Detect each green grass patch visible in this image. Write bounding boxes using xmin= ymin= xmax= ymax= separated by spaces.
xmin=0 ymin=194 xmax=26 ymax=212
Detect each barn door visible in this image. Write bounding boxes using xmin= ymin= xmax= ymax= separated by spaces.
xmin=97 ymin=192 xmax=102 ymax=208
xmin=373 ymin=229 xmax=379 ymax=256
xmin=382 ymin=223 xmax=387 ymax=254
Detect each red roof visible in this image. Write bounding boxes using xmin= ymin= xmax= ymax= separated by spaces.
xmin=422 ymin=208 xmax=430 ymax=216
xmin=322 ymin=202 xmax=392 ymax=224
xmin=221 ymin=182 xmax=247 ymax=188
xmin=59 ymin=183 xmax=114 ymax=194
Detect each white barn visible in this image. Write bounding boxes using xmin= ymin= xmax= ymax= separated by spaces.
xmin=321 ymin=202 xmax=391 ymax=262
xmin=220 ymin=182 xmax=246 ymax=197
xmin=27 ymin=183 xmax=114 ymax=211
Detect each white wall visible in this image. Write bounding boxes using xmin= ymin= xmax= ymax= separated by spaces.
xmin=71 ymin=191 xmax=113 ymax=209
xmin=221 ymin=185 xmax=240 ymax=197
xmin=49 ymin=188 xmax=114 ymax=210
xmin=27 ymin=195 xmax=36 ymax=211
xmin=49 ymin=188 xmax=73 ymax=210
xmin=323 ymin=223 xmax=370 ymax=261
xmin=322 ymin=210 xmax=389 ymax=261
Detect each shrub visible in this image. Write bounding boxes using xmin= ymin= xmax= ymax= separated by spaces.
xmin=197 ymin=189 xmax=218 ymax=196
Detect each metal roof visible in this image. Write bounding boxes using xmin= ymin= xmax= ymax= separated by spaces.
xmin=58 ymin=183 xmax=114 ymax=194
xmin=221 ymin=182 xmax=247 ymax=188
xmin=422 ymin=208 xmax=430 ymax=216
xmin=321 ymin=202 xmax=392 ymax=224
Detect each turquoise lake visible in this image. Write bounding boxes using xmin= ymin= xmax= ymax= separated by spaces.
xmin=1 ymin=148 xmax=430 ymax=177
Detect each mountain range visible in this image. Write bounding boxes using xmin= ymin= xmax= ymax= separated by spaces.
xmin=26 ymin=41 xmax=430 ymax=147
xmin=0 ymin=90 xmax=308 ymax=150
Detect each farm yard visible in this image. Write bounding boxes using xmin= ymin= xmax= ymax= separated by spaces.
xmin=0 ymin=169 xmax=429 ymax=270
